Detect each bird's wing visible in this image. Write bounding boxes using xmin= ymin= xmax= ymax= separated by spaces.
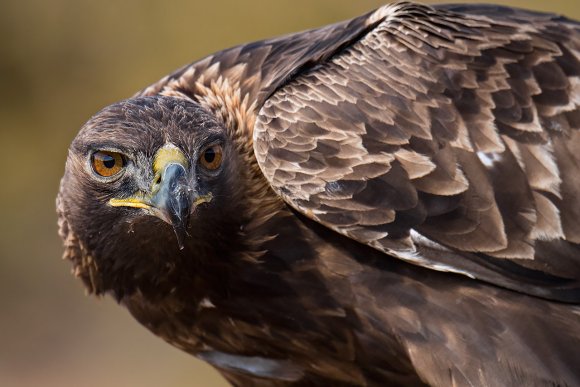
xmin=253 ymin=3 xmax=580 ymax=302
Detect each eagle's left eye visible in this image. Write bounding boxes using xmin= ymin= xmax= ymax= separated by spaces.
xmin=199 ymin=145 xmax=223 ymax=171
xmin=91 ymin=150 xmax=125 ymax=177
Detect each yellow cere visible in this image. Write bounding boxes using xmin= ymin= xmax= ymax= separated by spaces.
xmin=153 ymin=143 xmax=189 ymax=175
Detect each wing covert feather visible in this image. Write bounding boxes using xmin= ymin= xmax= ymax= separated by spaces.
xmin=254 ymin=3 xmax=580 ymax=301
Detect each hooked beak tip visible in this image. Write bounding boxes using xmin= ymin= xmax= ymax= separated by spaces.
xmin=173 ymin=224 xmax=188 ymax=250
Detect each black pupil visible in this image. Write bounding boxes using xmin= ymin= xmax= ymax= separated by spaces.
xmin=102 ymin=154 xmax=116 ymax=168
xmin=204 ymin=148 xmax=216 ymax=163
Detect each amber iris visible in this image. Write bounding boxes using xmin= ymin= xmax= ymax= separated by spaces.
xmin=91 ymin=151 xmax=125 ymax=177
xmin=199 ymin=145 xmax=223 ymax=170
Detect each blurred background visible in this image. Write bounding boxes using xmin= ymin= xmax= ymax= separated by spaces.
xmin=0 ymin=1 xmax=577 ymax=386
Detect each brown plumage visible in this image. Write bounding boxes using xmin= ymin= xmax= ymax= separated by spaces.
xmin=58 ymin=2 xmax=580 ymax=386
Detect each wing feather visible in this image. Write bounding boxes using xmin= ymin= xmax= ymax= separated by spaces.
xmin=253 ymin=3 xmax=580 ymax=301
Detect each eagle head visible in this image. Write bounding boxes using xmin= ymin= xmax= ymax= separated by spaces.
xmin=57 ymin=96 xmax=246 ymax=299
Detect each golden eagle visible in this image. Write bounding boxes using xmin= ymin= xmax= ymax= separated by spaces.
xmin=58 ymin=2 xmax=580 ymax=385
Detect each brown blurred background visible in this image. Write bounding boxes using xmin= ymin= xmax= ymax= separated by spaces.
xmin=0 ymin=1 xmax=577 ymax=386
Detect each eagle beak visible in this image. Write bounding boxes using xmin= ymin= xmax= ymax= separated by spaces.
xmin=148 ymin=163 xmax=213 ymax=249
xmin=149 ymin=163 xmax=193 ymax=249
xmin=109 ymin=145 xmax=212 ymax=249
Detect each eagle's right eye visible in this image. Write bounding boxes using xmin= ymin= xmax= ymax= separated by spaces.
xmin=91 ymin=150 xmax=125 ymax=177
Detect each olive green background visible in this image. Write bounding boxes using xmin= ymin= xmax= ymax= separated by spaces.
xmin=1 ymin=1 xmax=577 ymax=386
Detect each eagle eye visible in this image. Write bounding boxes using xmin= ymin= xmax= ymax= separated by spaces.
xmin=199 ymin=144 xmax=223 ymax=171
xmin=91 ymin=150 xmax=126 ymax=177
